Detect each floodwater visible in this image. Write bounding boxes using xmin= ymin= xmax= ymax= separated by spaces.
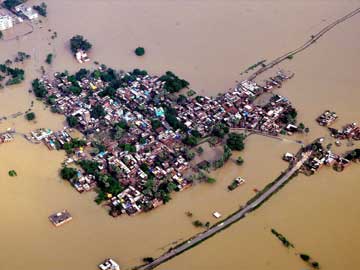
xmin=0 ymin=1 xmax=359 ymax=270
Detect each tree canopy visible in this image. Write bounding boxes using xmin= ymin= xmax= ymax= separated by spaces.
xmin=134 ymin=47 xmax=145 ymax=56
xmin=226 ymin=133 xmax=245 ymax=151
xmin=69 ymin=35 xmax=92 ymax=54
xmin=160 ymin=71 xmax=189 ymax=93
xmin=32 ymin=79 xmax=48 ymax=98
xmin=60 ymin=167 xmax=77 ymax=180
xmin=25 ymin=112 xmax=36 ymax=121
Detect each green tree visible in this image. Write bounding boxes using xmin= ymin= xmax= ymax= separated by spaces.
xmin=90 ymin=104 xmax=106 ymax=119
xmin=193 ymin=220 xmax=204 ymax=227
xmin=66 ymin=115 xmax=78 ymax=127
xmin=182 ymin=135 xmax=198 ymax=146
xmin=236 ymin=156 xmax=244 ymax=165
xmin=312 ymin=262 xmax=320 ymax=269
xmin=33 ymin=2 xmax=47 ymax=17
xmin=3 ymin=0 xmax=24 ymax=9
xmin=299 ymin=254 xmax=310 ymax=262
xmin=69 ymin=35 xmax=92 ymax=54
xmin=134 ymin=47 xmax=145 ymax=56
xmin=226 ymin=133 xmax=245 ymax=151
xmin=79 ymin=160 xmax=99 ymax=175
xmin=60 ymin=167 xmax=77 ymax=180
xmin=206 ymin=177 xmax=216 ymax=184
xmin=212 ymin=123 xmax=229 ymax=138
xmin=8 ymin=170 xmax=17 ymax=177
xmin=159 ymin=71 xmax=189 ymax=93
xmin=45 ymin=53 xmax=53 ymax=64
xmin=25 ymin=112 xmax=36 ymax=121
xmin=32 ymin=79 xmax=48 ymax=98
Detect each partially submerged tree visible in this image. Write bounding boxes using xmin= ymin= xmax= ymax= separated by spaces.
xmin=69 ymin=35 xmax=92 ymax=54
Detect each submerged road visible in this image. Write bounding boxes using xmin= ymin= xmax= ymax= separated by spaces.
xmin=139 ymin=152 xmax=311 ymax=270
xmin=247 ymin=7 xmax=360 ymax=80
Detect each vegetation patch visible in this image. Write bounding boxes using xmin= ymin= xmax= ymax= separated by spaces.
xmin=8 ymin=170 xmax=17 ymax=177
xmin=70 ymin=35 xmax=92 ymax=54
xmin=134 ymin=47 xmax=145 ymax=56
xmin=160 ymin=71 xmax=189 ymax=93
xmin=45 ymin=53 xmax=53 ymax=64
xmin=33 ymin=2 xmax=47 ymax=17
xmin=25 ymin=112 xmax=36 ymax=121
xmin=271 ymin=228 xmax=294 ymax=248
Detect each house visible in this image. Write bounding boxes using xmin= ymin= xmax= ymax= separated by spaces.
xmin=0 ymin=11 xmax=13 ymax=31
xmin=15 ymin=5 xmax=38 ymax=20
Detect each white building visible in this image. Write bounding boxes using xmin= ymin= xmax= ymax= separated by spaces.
xmin=0 ymin=14 xmax=13 ymax=31
xmin=15 ymin=4 xmax=38 ymax=20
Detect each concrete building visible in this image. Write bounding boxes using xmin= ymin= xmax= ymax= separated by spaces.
xmin=15 ymin=4 xmax=38 ymax=20
xmin=0 ymin=14 xmax=13 ymax=31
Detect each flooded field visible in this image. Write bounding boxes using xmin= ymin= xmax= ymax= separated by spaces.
xmin=0 ymin=1 xmax=359 ymax=270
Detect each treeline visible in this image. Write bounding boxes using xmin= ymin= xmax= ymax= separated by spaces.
xmin=0 ymin=63 xmax=25 ymax=86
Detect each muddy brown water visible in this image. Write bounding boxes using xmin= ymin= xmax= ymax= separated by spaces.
xmin=0 ymin=1 xmax=359 ymax=270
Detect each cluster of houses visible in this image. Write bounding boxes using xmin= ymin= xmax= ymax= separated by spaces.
xmin=0 ymin=4 xmax=38 ymax=32
xmin=0 ymin=132 xmax=14 ymax=144
xmin=33 ymin=67 xmax=298 ymax=216
xmin=316 ymin=110 xmax=338 ymax=126
xmin=329 ymin=122 xmax=360 ymax=141
xmin=300 ymin=140 xmax=352 ymax=174
xmin=174 ymin=71 xmax=297 ymax=136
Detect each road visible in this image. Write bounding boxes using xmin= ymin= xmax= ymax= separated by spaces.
xmin=230 ymin=127 xmax=304 ymax=146
xmin=138 ymin=151 xmax=311 ymax=270
xmin=247 ymin=7 xmax=360 ymax=80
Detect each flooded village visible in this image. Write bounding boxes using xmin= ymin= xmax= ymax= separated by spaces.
xmin=0 ymin=1 xmax=360 ymax=270
xmin=27 ymin=67 xmax=297 ymax=217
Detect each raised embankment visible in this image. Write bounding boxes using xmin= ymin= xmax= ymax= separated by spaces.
xmin=247 ymin=7 xmax=360 ymax=81
xmin=136 ymin=151 xmax=311 ymax=270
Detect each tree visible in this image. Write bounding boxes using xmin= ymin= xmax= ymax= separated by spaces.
xmin=151 ymin=119 xmax=162 ymax=131
xmin=298 ymin=122 xmax=305 ymax=130
xmin=32 ymin=79 xmax=48 ymax=98
xmin=60 ymin=167 xmax=77 ymax=180
xmin=223 ymin=145 xmax=232 ymax=161
xmin=0 ymin=31 xmax=3 ymax=39
xmin=159 ymin=71 xmax=190 ymax=93
xmin=45 ymin=53 xmax=53 ymax=64
xmin=226 ymin=133 xmax=245 ymax=151
xmin=236 ymin=156 xmax=244 ymax=165
xmin=90 ymin=104 xmax=106 ymax=119
xmin=212 ymin=123 xmax=229 ymax=138
xmin=33 ymin=2 xmax=47 ymax=17
xmin=299 ymin=254 xmax=310 ymax=262
xmin=143 ymin=257 xmax=154 ymax=263
xmin=112 ymin=125 xmax=125 ymax=140
xmin=66 ymin=115 xmax=78 ymax=127
xmin=182 ymin=135 xmax=198 ymax=147
xmin=304 ymin=127 xmax=310 ymax=134
xmin=25 ymin=112 xmax=36 ymax=121
xmin=75 ymin=68 xmax=90 ymax=80
xmin=134 ymin=47 xmax=145 ymax=56
xmin=312 ymin=262 xmax=320 ymax=269
xmin=206 ymin=177 xmax=216 ymax=184
xmin=69 ymin=35 xmax=92 ymax=54
xmin=3 ymin=0 xmax=24 ymax=9
xmin=193 ymin=220 xmax=204 ymax=227
xmin=8 ymin=170 xmax=17 ymax=177
xmin=196 ymin=146 xmax=204 ymax=154
xmin=79 ymin=160 xmax=99 ymax=175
